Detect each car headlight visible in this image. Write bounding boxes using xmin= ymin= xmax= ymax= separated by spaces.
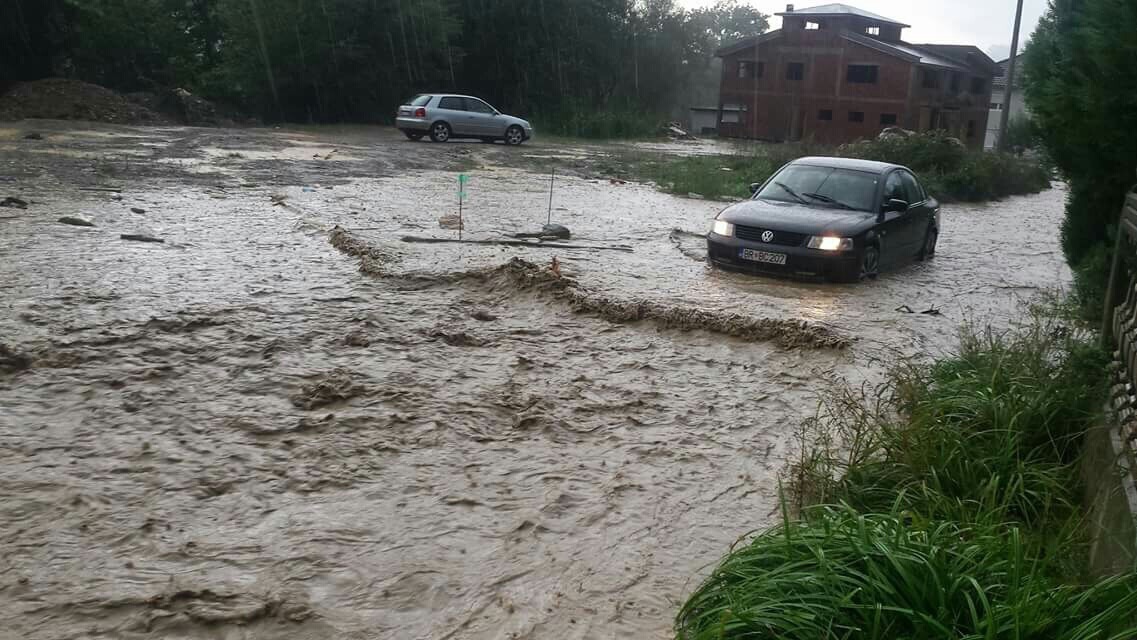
xmin=712 ymin=220 xmax=734 ymax=237
xmin=808 ymin=236 xmax=853 ymax=251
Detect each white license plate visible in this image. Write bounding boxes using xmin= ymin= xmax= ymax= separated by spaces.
xmin=739 ymin=248 xmax=787 ymax=265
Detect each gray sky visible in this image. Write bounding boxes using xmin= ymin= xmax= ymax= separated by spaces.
xmin=677 ymin=0 xmax=1048 ymax=59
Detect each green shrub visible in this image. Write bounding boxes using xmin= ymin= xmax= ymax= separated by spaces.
xmin=634 ymin=132 xmax=1050 ymax=202
xmin=535 ymin=107 xmax=662 ymax=139
xmin=676 ymin=507 xmax=1137 ymax=640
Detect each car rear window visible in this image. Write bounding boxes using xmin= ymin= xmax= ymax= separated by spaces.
xmin=757 ymin=165 xmax=880 ymax=212
xmin=409 ymin=95 xmax=431 ymax=107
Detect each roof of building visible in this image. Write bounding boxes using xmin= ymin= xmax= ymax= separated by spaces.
xmin=793 ymin=156 xmax=904 ymax=174
xmin=992 ymin=53 xmax=1024 ymax=89
xmin=841 ymin=31 xmax=970 ymax=70
xmin=775 ymin=3 xmax=910 ymax=28
xmin=715 ymin=30 xmax=784 ymax=57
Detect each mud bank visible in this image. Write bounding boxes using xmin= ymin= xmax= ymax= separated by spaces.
xmin=329 ymin=229 xmax=852 ymax=350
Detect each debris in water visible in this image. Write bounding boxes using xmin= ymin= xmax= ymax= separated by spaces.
xmin=515 ymin=223 xmax=571 ymax=240
xmin=427 ymin=329 xmax=488 ymax=347
xmin=1 ymin=196 xmax=28 ymax=209
xmin=549 ymin=256 xmax=562 ymax=277
xmin=120 ymin=234 xmax=165 ymax=243
xmin=1 ymin=343 xmax=31 ymax=373
xmin=130 ymin=207 xmax=146 ymax=214
xmin=23 ymin=132 xmax=43 ymax=140
xmin=343 ymin=330 xmax=371 ymax=347
xmin=438 ymin=214 xmax=463 ymax=230
xmin=471 ymin=310 xmax=498 ymax=322
xmin=896 ymin=305 xmax=915 ymax=314
xmin=290 ymin=368 xmax=366 ymax=410
xmin=58 ymin=215 xmax=95 ymax=227
xmin=921 ymin=306 xmax=942 ymax=316
xmin=329 ymin=225 xmax=391 ymax=275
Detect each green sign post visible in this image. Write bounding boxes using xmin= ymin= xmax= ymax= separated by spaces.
xmin=457 ymin=173 xmax=468 ymax=240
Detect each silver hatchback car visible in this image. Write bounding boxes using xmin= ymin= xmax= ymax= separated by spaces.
xmin=395 ymin=94 xmax=533 ymax=145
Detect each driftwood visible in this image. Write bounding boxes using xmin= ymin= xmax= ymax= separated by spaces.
xmin=120 ymin=234 xmax=165 ymax=243
xmin=400 ymin=236 xmax=633 ymax=252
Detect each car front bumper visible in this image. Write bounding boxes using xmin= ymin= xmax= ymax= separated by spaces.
xmin=706 ymin=232 xmax=859 ymax=281
xmin=396 ymin=117 xmax=430 ymax=132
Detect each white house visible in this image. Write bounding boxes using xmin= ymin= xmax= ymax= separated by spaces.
xmin=984 ymin=55 xmax=1028 ymax=149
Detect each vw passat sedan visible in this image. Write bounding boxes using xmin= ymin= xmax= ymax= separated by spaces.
xmin=395 ymin=94 xmax=533 ymax=145
xmin=707 ymin=157 xmax=940 ymax=282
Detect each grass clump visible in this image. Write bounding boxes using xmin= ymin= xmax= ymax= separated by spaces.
xmin=535 ymin=106 xmax=662 ymax=139
xmin=675 ymin=314 xmax=1137 ymax=639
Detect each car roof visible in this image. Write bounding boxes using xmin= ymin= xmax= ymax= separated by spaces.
xmin=422 ymin=93 xmax=486 ymax=101
xmin=792 ymin=156 xmax=906 ymax=174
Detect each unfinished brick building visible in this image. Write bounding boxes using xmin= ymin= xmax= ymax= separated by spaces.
xmin=716 ymin=3 xmax=999 ymax=149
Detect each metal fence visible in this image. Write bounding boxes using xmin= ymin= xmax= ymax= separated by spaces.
xmin=1100 ymin=185 xmax=1137 ymax=457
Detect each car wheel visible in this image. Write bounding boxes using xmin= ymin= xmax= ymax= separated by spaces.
xmin=505 ymin=125 xmax=525 ymax=146
xmin=860 ymin=243 xmax=881 ymax=280
xmin=403 ymin=130 xmax=424 ymax=141
xmin=917 ymin=225 xmax=938 ymax=261
xmin=429 ymin=122 xmax=451 ymax=143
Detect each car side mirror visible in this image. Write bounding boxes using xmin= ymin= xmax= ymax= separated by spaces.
xmin=749 ymin=183 xmax=761 ymax=196
xmin=883 ymin=198 xmax=908 ymax=213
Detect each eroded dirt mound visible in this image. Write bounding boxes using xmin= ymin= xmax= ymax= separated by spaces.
xmin=327 ymin=228 xmax=851 ymax=349
xmin=0 ymin=78 xmax=168 ymax=124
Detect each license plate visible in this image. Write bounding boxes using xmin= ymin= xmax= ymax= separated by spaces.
xmin=739 ymin=248 xmax=787 ymax=265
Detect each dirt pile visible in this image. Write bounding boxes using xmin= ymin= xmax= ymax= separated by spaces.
xmin=326 ymin=228 xmax=852 ymax=350
xmin=0 ymin=79 xmax=168 ymax=124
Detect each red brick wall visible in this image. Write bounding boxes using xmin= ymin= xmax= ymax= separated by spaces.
xmin=718 ymin=28 xmax=994 ymax=149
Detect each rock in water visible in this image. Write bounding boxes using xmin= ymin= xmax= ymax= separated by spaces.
xmin=58 ymin=215 xmax=95 ymax=227
xmin=541 ymin=224 xmax=570 ymax=239
xmin=1 ymin=196 xmax=28 ymax=209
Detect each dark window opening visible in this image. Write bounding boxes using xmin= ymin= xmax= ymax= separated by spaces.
xmin=921 ymin=69 xmax=940 ymax=89
xmin=738 ymin=61 xmax=764 ymax=79
xmin=950 ymin=73 xmax=961 ymax=92
xmin=849 ymin=111 xmax=865 ymax=123
xmin=967 ymin=120 xmax=977 ymax=138
xmin=880 ymin=113 xmax=897 ymax=125
xmin=846 ymin=64 xmax=879 ymax=84
xmin=786 ymin=62 xmax=804 ymax=81
xmin=818 ymin=109 xmax=833 ymax=121
xmin=970 ymin=77 xmax=986 ymax=94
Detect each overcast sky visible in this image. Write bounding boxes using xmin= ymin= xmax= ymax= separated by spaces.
xmin=677 ymin=0 xmax=1048 ymax=59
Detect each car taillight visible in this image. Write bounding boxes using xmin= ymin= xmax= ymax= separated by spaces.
xmin=414 ymin=108 xmax=426 ymax=118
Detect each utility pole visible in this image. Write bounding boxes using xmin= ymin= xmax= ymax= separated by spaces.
xmin=997 ymin=0 xmax=1025 ymax=151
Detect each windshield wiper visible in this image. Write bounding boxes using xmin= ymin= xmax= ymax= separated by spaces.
xmin=803 ymin=192 xmax=857 ymax=211
xmin=772 ymin=181 xmax=809 ymax=205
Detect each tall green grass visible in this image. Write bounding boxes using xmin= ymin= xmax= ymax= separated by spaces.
xmin=534 ymin=106 xmax=662 ymax=139
xmin=676 ymin=315 xmax=1137 ymax=639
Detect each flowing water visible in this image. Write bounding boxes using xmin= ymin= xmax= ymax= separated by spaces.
xmin=0 ymin=122 xmax=1068 ymax=639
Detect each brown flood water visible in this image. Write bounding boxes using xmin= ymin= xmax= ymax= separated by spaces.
xmin=0 ymin=122 xmax=1068 ymax=639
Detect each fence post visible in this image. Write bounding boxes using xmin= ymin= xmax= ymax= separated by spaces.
xmin=1102 ymin=227 xmax=1125 ymax=349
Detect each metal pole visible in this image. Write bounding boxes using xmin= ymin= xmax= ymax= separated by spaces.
xmin=997 ymin=0 xmax=1025 ymax=152
xmin=547 ymin=167 xmax=555 ymax=226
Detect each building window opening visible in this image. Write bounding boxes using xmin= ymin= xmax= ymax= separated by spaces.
xmin=786 ymin=62 xmax=804 ymax=81
xmin=849 ymin=111 xmax=865 ymax=123
xmin=818 ymin=109 xmax=833 ymax=121
xmin=846 ymin=64 xmax=879 ymax=84
xmin=921 ymin=69 xmax=940 ymax=89
xmin=880 ymin=113 xmax=897 ymax=125
xmin=971 ymin=77 xmax=987 ymax=93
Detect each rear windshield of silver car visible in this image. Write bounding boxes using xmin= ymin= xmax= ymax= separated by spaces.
xmin=757 ymin=165 xmax=881 ymax=212
xmin=409 ymin=95 xmax=431 ymax=107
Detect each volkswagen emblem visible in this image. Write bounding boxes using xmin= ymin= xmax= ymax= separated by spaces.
xmin=761 ymin=230 xmax=774 ymax=243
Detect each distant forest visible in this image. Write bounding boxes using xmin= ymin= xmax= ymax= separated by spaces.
xmin=0 ymin=0 xmax=768 ymax=124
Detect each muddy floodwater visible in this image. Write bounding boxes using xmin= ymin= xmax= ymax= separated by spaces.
xmin=0 ymin=122 xmax=1068 ymax=639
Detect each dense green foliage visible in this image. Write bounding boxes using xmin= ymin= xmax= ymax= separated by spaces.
xmin=638 ymin=133 xmax=1050 ymax=202
xmin=1022 ymin=0 xmax=1137 ymax=316
xmin=676 ymin=318 xmax=1137 ymax=639
xmin=0 ymin=0 xmax=768 ymax=125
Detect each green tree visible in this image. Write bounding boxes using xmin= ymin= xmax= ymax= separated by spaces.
xmin=1022 ymin=0 xmax=1137 ymax=312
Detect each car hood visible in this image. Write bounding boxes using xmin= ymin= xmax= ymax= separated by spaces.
xmin=718 ymin=199 xmax=875 ymax=236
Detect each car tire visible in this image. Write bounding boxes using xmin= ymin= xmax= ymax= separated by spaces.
xmin=505 ymin=125 xmax=525 ymax=146
xmin=917 ymin=225 xmax=938 ymax=261
xmin=403 ymin=130 xmax=424 ymax=141
xmin=860 ymin=242 xmax=881 ymax=281
xmin=429 ymin=122 xmax=452 ymax=143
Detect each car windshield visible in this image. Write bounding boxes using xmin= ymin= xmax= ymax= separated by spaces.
xmin=408 ymin=94 xmax=431 ymax=107
xmin=756 ymin=165 xmax=880 ymax=212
